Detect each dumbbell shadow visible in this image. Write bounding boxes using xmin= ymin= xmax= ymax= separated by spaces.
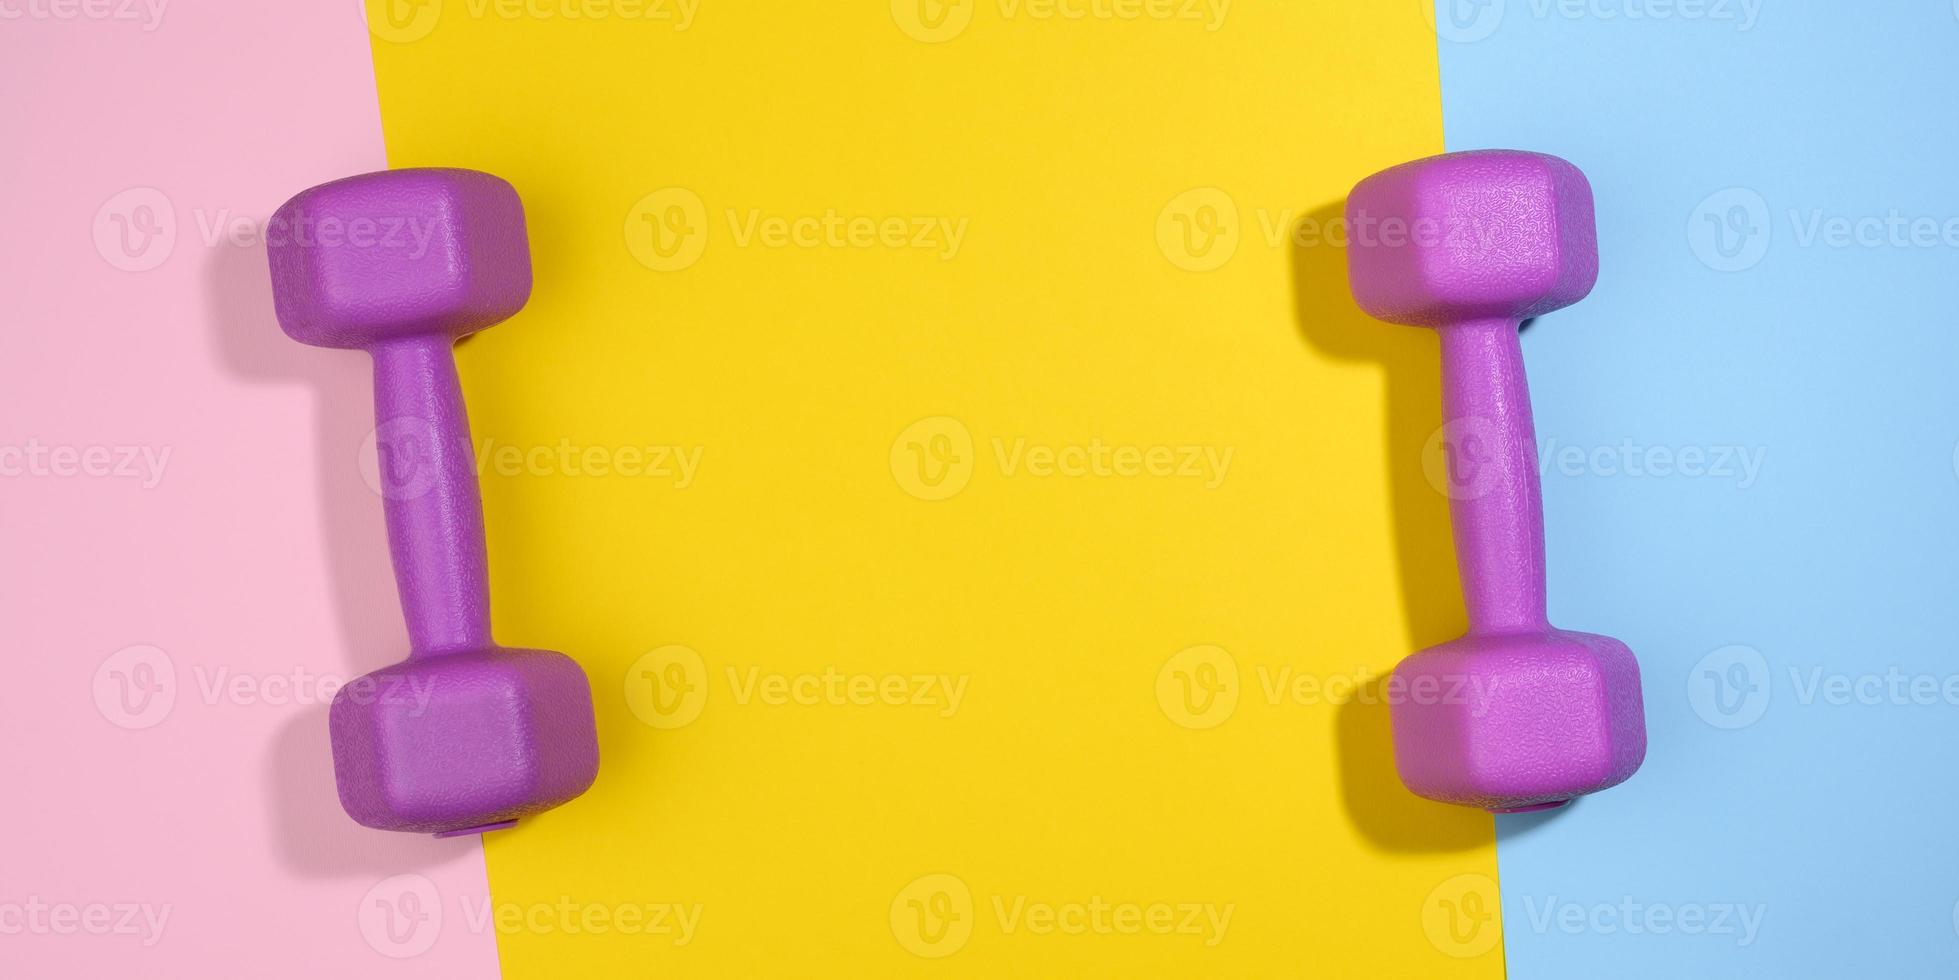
xmin=1289 ymin=200 xmax=1539 ymax=852
xmin=205 ymin=241 xmax=467 ymax=875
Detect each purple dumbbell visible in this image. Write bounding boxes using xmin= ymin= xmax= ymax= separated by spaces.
xmin=267 ymin=169 xmax=599 ymax=836
xmin=1345 ymin=150 xmax=1646 ymax=813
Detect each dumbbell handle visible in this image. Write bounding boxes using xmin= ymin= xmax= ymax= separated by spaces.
xmin=1438 ymin=317 xmax=1549 ymax=634
xmin=372 ymin=335 xmax=493 ymax=656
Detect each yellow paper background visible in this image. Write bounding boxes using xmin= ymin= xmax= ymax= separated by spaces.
xmin=366 ymin=0 xmax=1501 ymax=974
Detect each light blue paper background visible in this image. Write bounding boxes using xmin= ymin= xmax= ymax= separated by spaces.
xmin=1431 ymin=1 xmax=1959 ymax=975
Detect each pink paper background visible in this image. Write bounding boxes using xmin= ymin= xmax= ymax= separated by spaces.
xmin=0 ymin=3 xmax=499 ymax=975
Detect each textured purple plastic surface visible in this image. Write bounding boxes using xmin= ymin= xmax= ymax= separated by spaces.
xmin=267 ymin=169 xmax=600 ymax=835
xmin=1345 ymin=150 xmax=1645 ymax=813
